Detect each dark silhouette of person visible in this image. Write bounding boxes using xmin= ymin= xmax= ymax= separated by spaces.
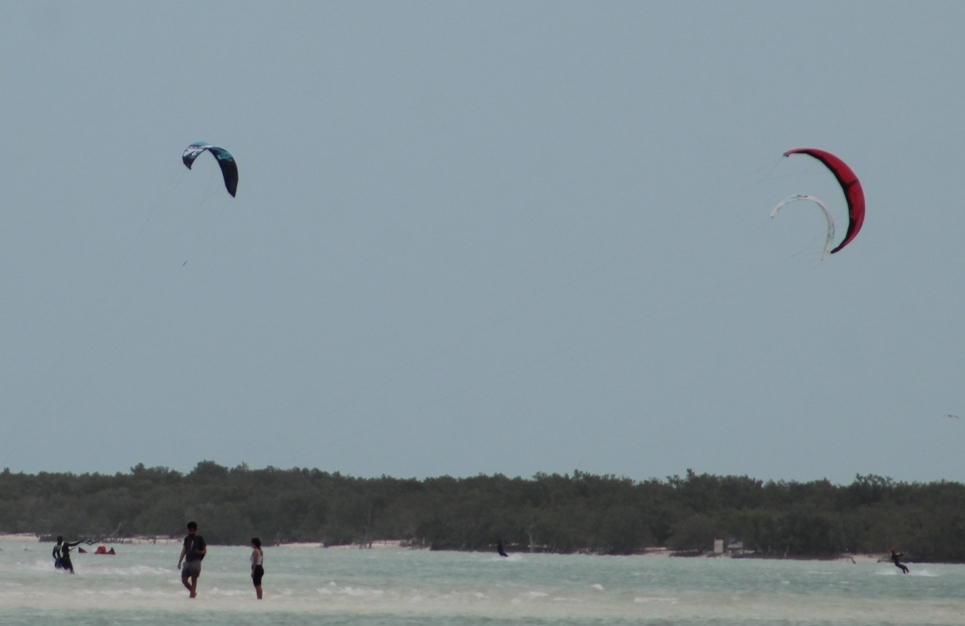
xmin=53 ymin=536 xmax=83 ymax=573
xmin=890 ymin=548 xmax=909 ymax=574
xmin=177 ymin=521 xmax=207 ymax=598
xmin=250 ymin=537 xmax=265 ymax=599
xmin=497 ymin=540 xmax=509 ymax=557
xmin=52 ymin=539 xmax=62 ymax=569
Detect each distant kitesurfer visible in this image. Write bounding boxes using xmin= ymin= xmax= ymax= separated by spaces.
xmin=250 ymin=537 xmax=265 ymax=599
xmin=890 ymin=548 xmax=909 ymax=574
xmin=53 ymin=536 xmax=84 ymax=573
xmin=177 ymin=521 xmax=207 ymax=598
xmin=497 ymin=540 xmax=509 ymax=557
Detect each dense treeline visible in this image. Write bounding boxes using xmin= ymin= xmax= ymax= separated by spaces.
xmin=1 ymin=463 xmax=964 ymax=560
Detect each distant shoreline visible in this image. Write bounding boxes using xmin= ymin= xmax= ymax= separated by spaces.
xmin=4 ymin=467 xmax=963 ymax=561
xmin=1 ymin=533 xmax=182 ymax=546
xmin=4 ymin=534 xmax=952 ymax=563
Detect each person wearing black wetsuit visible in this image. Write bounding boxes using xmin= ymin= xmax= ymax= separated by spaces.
xmin=890 ymin=548 xmax=909 ymax=574
xmin=497 ymin=540 xmax=509 ymax=557
xmin=53 ymin=536 xmax=84 ymax=573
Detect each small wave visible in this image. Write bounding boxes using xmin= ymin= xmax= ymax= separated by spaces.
xmin=590 ymin=583 xmax=604 ymax=590
xmin=876 ymin=568 xmax=937 ymax=577
xmin=319 ymin=584 xmax=389 ymax=597
xmin=74 ymin=587 xmax=173 ymax=598
xmin=207 ymin=587 xmax=248 ymax=597
xmin=487 ymin=553 xmax=523 ymax=562
xmin=510 ymin=592 xmax=548 ymax=606
xmin=86 ymin=565 xmax=168 ymax=577
xmin=343 ymin=586 xmax=382 ymax=597
xmin=15 ymin=559 xmax=57 ymax=573
xmin=634 ymin=596 xmax=678 ymax=604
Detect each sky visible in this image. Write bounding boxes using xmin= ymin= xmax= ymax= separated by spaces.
xmin=1 ymin=2 xmax=964 ymax=483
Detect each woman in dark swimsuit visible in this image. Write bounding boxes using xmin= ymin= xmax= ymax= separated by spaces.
xmin=250 ymin=537 xmax=265 ymax=599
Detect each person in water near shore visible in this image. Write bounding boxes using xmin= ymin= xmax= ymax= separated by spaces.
xmin=250 ymin=537 xmax=264 ymax=599
xmin=53 ymin=536 xmax=84 ymax=573
xmin=497 ymin=540 xmax=509 ymax=557
xmin=177 ymin=522 xmax=207 ymax=597
xmin=52 ymin=538 xmax=62 ymax=569
xmin=890 ymin=548 xmax=909 ymax=574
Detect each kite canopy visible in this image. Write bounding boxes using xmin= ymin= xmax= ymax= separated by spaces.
xmin=783 ymin=148 xmax=863 ymax=254
xmin=182 ymin=142 xmax=238 ymax=197
xmin=770 ymin=194 xmax=835 ymax=259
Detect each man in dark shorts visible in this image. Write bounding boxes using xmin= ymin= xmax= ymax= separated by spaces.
xmin=177 ymin=521 xmax=207 ymax=597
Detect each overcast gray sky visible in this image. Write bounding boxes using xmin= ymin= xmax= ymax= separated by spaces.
xmin=1 ymin=2 xmax=963 ymax=483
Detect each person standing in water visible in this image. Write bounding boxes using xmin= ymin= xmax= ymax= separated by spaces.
xmin=177 ymin=521 xmax=207 ymax=597
xmin=250 ymin=537 xmax=264 ymax=599
xmin=53 ymin=536 xmax=84 ymax=573
xmin=890 ymin=548 xmax=909 ymax=574
xmin=52 ymin=537 xmax=63 ymax=570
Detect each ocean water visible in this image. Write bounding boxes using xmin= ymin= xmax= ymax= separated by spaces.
xmin=0 ymin=539 xmax=962 ymax=625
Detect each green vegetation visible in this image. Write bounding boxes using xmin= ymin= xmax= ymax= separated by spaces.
xmin=1 ymin=464 xmax=963 ymax=561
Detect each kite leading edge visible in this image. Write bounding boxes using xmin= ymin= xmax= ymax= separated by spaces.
xmin=182 ymin=142 xmax=238 ymax=197
xmin=783 ymin=148 xmax=864 ymax=254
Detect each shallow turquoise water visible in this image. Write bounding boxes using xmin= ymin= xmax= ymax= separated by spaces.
xmin=1 ymin=540 xmax=961 ymax=625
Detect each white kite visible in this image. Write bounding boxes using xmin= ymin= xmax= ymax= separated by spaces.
xmin=769 ymin=194 xmax=836 ymax=259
